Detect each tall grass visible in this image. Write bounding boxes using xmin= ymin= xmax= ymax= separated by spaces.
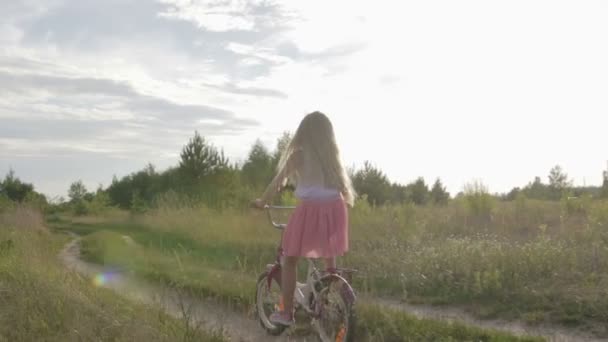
xmin=346 ymin=198 xmax=608 ymax=332
xmin=0 ymin=205 xmax=47 ymax=233
xmin=72 ymin=220 xmax=540 ymax=341
xmin=58 ymin=195 xmax=608 ymax=337
xmin=0 ymin=207 xmax=225 ymax=342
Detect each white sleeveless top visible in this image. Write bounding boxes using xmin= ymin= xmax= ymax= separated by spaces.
xmin=293 ymin=149 xmax=340 ymax=200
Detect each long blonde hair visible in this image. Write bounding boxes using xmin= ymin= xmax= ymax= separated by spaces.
xmin=277 ymin=111 xmax=356 ymax=206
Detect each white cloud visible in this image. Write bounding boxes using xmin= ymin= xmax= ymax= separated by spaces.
xmin=158 ymin=0 xmax=271 ymax=32
xmin=225 ymin=42 xmax=289 ymax=63
xmin=2 ymin=0 xmax=608 ymax=197
xmin=0 ymin=24 xmax=23 ymax=44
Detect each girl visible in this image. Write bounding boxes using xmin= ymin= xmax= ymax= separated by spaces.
xmin=254 ymin=111 xmax=356 ymax=326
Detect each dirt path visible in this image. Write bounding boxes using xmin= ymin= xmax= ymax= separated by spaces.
xmin=365 ymin=298 xmax=603 ymax=342
xmin=60 ymin=235 xmax=603 ymax=342
xmin=59 ymin=236 xmax=318 ymax=342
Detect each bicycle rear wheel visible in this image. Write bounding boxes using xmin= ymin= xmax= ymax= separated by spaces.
xmin=314 ymin=277 xmax=356 ymax=342
xmin=255 ymin=270 xmax=287 ymax=336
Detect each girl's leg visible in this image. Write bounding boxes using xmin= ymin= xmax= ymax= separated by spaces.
xmin=281 ymin=256 xmax=298 ymax=316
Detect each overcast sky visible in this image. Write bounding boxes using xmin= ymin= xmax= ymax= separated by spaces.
xmin=1 ymin=0 xmax=607 ymax=199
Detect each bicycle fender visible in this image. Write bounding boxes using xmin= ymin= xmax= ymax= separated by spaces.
xmin=267 ymin=263 xmax=282 ymax=289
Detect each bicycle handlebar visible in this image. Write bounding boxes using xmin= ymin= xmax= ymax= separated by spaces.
xmin=264 ymin=205 xmax=295 ymax=230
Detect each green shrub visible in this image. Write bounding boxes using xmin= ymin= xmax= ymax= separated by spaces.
xmin=0 ymin=193 xmax=13 ymax=212
xmin=463 ymin=180 xmax=495 ymax=218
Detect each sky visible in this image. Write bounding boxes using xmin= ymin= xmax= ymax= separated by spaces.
xmin=1 ymin=0 xmax=607 ymax=199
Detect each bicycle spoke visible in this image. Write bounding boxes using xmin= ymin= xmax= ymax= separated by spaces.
xmin=256 ymin=273 xmax=286 ymax=335
xmin=315 ymin=280 xmax=350 ymax=342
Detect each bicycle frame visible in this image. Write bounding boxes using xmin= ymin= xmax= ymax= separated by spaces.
xmin=263 ymin=205 xmax=356 ymax=315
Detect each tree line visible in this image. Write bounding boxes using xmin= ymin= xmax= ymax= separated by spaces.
xmin=2 ymin=131 xmax=608 ymax=214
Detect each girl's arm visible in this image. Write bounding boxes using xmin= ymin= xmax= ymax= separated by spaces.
xmin=258 ymin=151 xmax=300 ymax=205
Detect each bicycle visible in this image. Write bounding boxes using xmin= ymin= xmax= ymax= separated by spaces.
xmin=255 ymin=205 xmax=357 ymax=342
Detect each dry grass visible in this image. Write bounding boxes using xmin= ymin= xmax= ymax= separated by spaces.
xmin=0 ymin=206 xmax=225 ymax=342
xmin=145 ymin=199 xmax=608 ymax=327
xmin=0 ymin=205 xmax=47 ymax=234
xmin=54 ymin=196 xmax=608 ymax=338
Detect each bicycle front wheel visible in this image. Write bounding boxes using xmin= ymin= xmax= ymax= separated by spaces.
xmin=255 ymin=270 xmax=287 ymax=336
xmin=314 ymin=277 xmax=356 ymax=342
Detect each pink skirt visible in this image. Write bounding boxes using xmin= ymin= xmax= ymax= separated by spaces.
xmin=282 ymin=197 xmax=349 ymax=258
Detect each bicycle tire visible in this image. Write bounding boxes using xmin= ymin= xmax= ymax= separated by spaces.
xmin=255 ymin=271 xmax=287 ymax=336
xmin=314 ymin=275 xmax=357 ymax=342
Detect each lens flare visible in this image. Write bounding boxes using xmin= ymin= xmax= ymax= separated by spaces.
xmin=93 ymin=272 xmax=114 ymax=287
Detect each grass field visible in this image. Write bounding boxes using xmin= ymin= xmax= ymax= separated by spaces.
xmin=0 ymin=206 xmax=226 ymax=342
xmin=56 ymin=198 xmax=608 ymax=330
xmin=51 ymin=219 xmax=543 ymax=341
xmin=47 ymin=196 xmax=608 ymax=340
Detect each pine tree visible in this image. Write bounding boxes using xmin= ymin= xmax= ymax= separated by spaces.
xmin=68 ymin=180 xmax=87 ymax=203
xmin=409 ymin=177 xmax=430 ymax=205
xmin=242 ymin=140 xmax=274 ymax=189
xmin=601 ymin=169 xmax=608 ymax=199
xmin=352 ymin=161 xmax=391 ymax=205
xmin=430 ymin=178 xmax=450 ymax=205
xmin=548 ymin=165 xmax=571 ymax=200
xmin=1 ymin=169 xmax=34 ymax=202
xmin=179 ymin=131 xmax=227 ymax=181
